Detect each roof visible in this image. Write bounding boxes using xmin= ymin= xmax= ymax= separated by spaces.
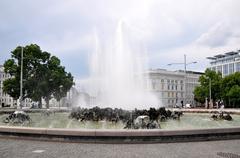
xmin=214 ymin=54 xmax=225 ymax=58
xmin=225 ymin=51 xmax=238 ymax=56
xmin=206 ymin=57 xmax=216 ymax=60
xmin=148 ymin=69 xmax=203 ymax=76
xmin=207 ymin=50 xmax=240 ymax=60
xmin=175 ymin=70 xmax=204 ymax=75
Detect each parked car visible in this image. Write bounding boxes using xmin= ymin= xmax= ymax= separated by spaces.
xmin=184 ymin=104 xmax=192 ymax=108
xmin=174 ymin=103 xmax=181 ymax=108
xmin=1 ymin=104 xmax=11 ymax=108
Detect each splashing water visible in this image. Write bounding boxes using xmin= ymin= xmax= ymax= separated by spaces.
xmin=87 ymin=21 xmax=159 ymax=109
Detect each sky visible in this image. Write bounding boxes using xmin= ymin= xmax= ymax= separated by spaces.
xmin=0 ymin=0 xmax=240 ymax=81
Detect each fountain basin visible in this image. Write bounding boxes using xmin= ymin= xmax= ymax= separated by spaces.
xmin=2 ymin=112 xmax=240 ymax=129
xmin=1 ymin=110 xmax=240 ymax=143
xmin=0 ymin=126 xmax=240 ymax=143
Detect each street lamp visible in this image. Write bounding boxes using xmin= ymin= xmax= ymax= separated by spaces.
xmin=209 ymin=78 xmax=211 ymax=104
xmin=167 ymin=54 xmax=197 ymax=107
xmin=19 ymin=47 xmax=24 ymax=109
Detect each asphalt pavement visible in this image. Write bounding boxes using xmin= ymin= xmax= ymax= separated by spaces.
xmin=0 ymin=138 xmax=240 ymax=158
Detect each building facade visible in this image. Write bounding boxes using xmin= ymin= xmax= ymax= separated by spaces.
xmin=207 ymin=50 xmax=240 ymax=77
xmin=0 ymin=65 xmax=17 ymax=108
xmin=147 ymin=69 xmax=203 ymax=107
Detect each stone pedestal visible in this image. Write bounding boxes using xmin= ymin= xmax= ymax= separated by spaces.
xmin=209 ymin=99 xmax=213 ymax=109
xmin=205 ymin=98 xmax=208 ymax=109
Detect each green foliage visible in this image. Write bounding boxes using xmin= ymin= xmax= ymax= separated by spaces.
xmin=3 ymin=44 xmax=74 ymax=108
xmin=194 ymin=68 xmax=222 ymax=104
xmin=221 ymin=72 xmax=240 ymax=107
xmin=3 ymin=78 xmax=19 ymax=99
xmin=194 ymin=86 xmax=207 ymax=104
xmin=194 ymin=69 xmax=240 ymax=108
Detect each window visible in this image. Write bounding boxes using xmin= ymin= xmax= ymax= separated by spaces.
xmin=152 ymin=82 xmax=156 ymax=89
xmin=236 ymin=62 xmax=240 ymax=72
xmin=161 ymin=79 xmax=164 ymax=83
xmin=229 ymin=63 xmax=234 ymax=74
xmin=175 ymin=85 xmax=177 ymax=90
xmin=223 ymin=64 xmax=228 ymax=76
xmin=212 ymin=67 xmax=216 ymax=71
xmin=168 ymin=85 xmax=170 ymax=90
xmin=217 ymin=66 xmax=222 ymax=74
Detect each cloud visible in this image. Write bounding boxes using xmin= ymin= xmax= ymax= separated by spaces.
xmin=38 ymin=32 xmax=93 ymax=55
xmin=196 ymin=22 xmax=235 ymax=47
xmin=0 ymin=0 xmax=240 ymax=77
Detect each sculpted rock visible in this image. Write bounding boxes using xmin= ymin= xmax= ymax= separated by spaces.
xmin=211 ymin=112 xmax=233 ymax=121
xmin=134 ymin=115 xmax=150 ymax=129
xmin=223 ymin=113 xmax=232 ymax=121
xmin=4 ymin=111 xmax=31 ymax=124
xmin=147 ymin=121 xmax=160 ymax=129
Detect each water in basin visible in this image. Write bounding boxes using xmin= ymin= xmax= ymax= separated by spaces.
xmin=1 ymin=113 xmax=240 ymax=130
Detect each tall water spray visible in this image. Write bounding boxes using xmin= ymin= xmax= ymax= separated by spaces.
xmin=89 ymin=21 xmax=159 ymax=109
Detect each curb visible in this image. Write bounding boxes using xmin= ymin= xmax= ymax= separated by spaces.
xmin=0 ymin=126 xmax=240 ymax=144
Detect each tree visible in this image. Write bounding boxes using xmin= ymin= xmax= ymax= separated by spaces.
xmin=194 ymin=86 xmax=207 ymax=104
xmin=194 ymin=69 xmax=222 ymax=105
xmin=221 ymin=72 xmax=240 ymax=108
xmin=3 ymin=44 xmax=74 ymax=108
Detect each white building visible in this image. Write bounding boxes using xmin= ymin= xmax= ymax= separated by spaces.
xmin=147 ymin=69 xmax=203 ymax=107
xmin=0 ymin=65 xmax=17 ymax=108
xmin=207 ymin=50 xmax=240 ymax=77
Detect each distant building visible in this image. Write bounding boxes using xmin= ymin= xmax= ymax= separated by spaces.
xmin=0 ymin=65 xmax=17 ymax=108
xmin=147 ymin=69 xmax=203 ymax=107
xmin=207 ymin=50 xmax=240 ymax=77
xmin=60 ymin=87 xmax=96 ymax=107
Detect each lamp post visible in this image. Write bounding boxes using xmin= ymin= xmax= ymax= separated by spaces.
xmin=167 ymin=54 xmax=197 ymax=107
xmin=209 ymin=78 xmax=211 ymax=104
xmin=19 ymin=47 xmax=23 ymax=109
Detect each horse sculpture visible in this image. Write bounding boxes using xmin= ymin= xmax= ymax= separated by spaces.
xmin=3 ymin=111 xmax=31 ymax=124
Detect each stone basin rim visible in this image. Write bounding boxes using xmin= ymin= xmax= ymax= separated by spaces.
xmin=0 ymin=125 xmax=240 ymax=136
xmin=1 ymin=126 xmax=240 ymax=143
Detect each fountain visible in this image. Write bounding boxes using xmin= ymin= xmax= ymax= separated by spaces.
xmin=87 ymin=20 xmax=159 ymax=109
xmin=0 ymin=21 xmax=240 ymax=143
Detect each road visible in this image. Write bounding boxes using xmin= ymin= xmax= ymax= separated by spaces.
xmin=0 ymin=138 xmax=240 ymax=158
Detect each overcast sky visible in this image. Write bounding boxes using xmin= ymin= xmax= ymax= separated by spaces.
xmin=0 ymin=0 xmax=240 ymax=80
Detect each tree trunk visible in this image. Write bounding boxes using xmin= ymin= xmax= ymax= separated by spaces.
xmin=228 ymin=98 xmax=231 ymax=108
xmin=45 ymin=98 xmax=50 ymax=109
xmin=38 ymin=98 xmax=42 ymax=109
